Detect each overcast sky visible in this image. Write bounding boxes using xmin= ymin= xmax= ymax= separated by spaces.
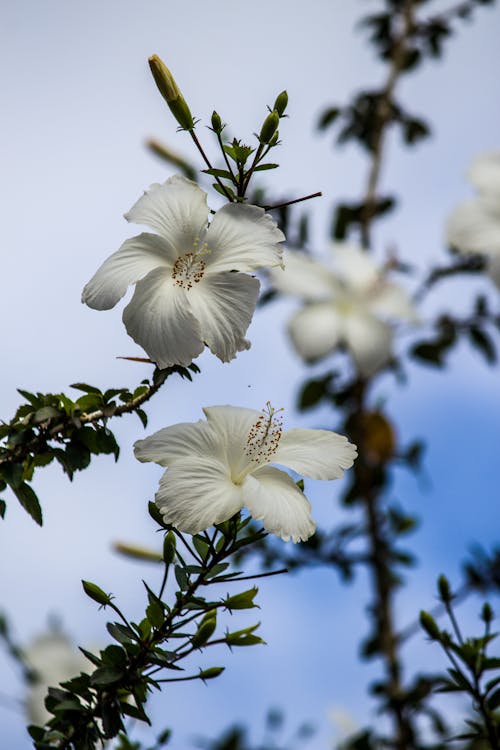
xmin=1 ymin=1 xmax=500 ymax=748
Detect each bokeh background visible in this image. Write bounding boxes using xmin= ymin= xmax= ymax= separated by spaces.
xmin=1 ymin=0 xmax=500 ymax=747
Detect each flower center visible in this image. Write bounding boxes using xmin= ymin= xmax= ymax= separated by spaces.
xmin=171 ymin=239 xmax=210 ymax=290
xmin=244 ymin=402 xmax=284 ymax=465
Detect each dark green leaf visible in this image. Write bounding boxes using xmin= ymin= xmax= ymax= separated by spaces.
xmin=13 ymin=483 xmax=42 ymax=525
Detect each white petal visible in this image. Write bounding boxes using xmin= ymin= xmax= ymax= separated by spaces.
xmin=446 ymin=199 xmax=500 ymax=255
xmin=332 ymin=243 xmax=379 ymax=290
xmin=82 ymin=233 xmax=172 ymax=310
xmin=202 ymin=405 xmax=261 ymax=477
xmin=274 ymin=429 xmax=357 ymax=479
xmin=125 ymin=175 xmax=209 ymax=255
xmin=243 ymin=466 xmax=315 ymax=543
xmin=134 ymin=420 xmax=221 ymax=467
xmin=155 ymin=457 xmax=243 ymax=534
xmin=122 ymin=267 xmax=204 ymax=368
xmin=369 ymin=281 xmax=418 ymax=322
xmin=270 ymin=250 xmax=339 ymax=300
xmin=288 ymin=303 xmax=343 ymax=361
xmin=204 ymin=203 xmax=284 ymax=273
xmin=188 ymin=272 xmax=260 ymax=362
xmin=343 ymin=311 xmax=393 ymax=375
xmin=468 ymin=151 xmax=500 ymax=203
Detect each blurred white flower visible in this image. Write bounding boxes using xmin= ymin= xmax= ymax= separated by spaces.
xmin=270 ymin=244 xmax=417 ymax=376
xmin=23 ymin=630 xmax=89 ymax=726
xmin=134 ymin=403 xmax=357 ymax=543
xmin=446 ymin=151 xmax=500 ymax=287
xmin=82 ymin=175 xmax=285 ymax=369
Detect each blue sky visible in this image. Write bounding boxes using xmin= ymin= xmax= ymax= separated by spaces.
xmin=1 ymin=1 xmax=500 ymax=747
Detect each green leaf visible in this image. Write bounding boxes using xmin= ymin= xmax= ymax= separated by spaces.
xmin=468 ymin=326 xmax=496 ymax=364
xmin=106 ymin=622 xmax=136 ymax=644
xmin=174 ymin=565 xmax=189 ymax=590
xmin=192 ymin=535 xmax=209 ymax=560
xmin=253 ymin=163 xmax=279 ymax=171
xmin=191 ymin=611 xmax=217 ymax=649
xmin=212 ymin=183 xmax=236 ymax=201
xmin=13 ymin=483 xmax=42 ymax=525
xmin=90 ymin=666 xmax=124 ymax=686
xmin=70 ymin=383 xmax=102 ymax=395
xmin=0 ymin=499 xmax=5 ymax=519
xmin=135 ymin=408 xmax=148 ymax=428
xmin=202 ymin=168 xmax=234 ymax=180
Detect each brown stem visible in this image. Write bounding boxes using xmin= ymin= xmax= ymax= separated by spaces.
xmin=360 ymin=1 xmax=415 ymax=249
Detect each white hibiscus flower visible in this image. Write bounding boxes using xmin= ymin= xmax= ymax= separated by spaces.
xmin=134 ymin=403 xmax=357 ymax=543
xmin=82 ymin=175 xmax=285 ymax=369
xmin=446 ymin=151 xmax=500 ymax=287
xmin=23 ymin=630 xmax=89 ymax=726
xmin=270 ymin=244 xmax=417 ymax=376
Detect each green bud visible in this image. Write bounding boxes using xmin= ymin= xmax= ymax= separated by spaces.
xmin=481 ymin=602 xmax=494 ymax=623
xmin=268 ymin=131 xmax=280 ymax=147
xmin=223 ymin=587 xmax=259 ymax=611
xmin=437 ymin=575 xmax=451 ymax=603
xmin=259 ymin=110 xmax=280 ymax=144
xmin=148 ymin=54 xmax=194 ymax=130
xmin=198 ymin=666 xmax=224 ymax=681
xmin=211 ymin=110 xmax=223 ymax=133
xmin=419 ymin=610 xmax=440 ymax=640
xmin=163 ymin=531 xmax=176 ymax=565
xmin=191 ymin=610 xmax=217 ymax=649
xmin=273 ymin=90 xmax=288 ymax=117
xmin=82 ymin=580 xmax=112 ymax=607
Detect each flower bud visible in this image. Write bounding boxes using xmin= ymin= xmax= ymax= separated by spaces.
xmin=419 ymin=610 xmax=440 ymax=640
xmin=211 ymin=110 xmax=223 ymax=134
xmin=82 ymin=580 xmax=112 ymax=607
xmin=273 ymin=90 xmax=288 ymax=117
xmin=148 ymin=55 xmax=194 ymax=131
xmin=163 ymin=531 xmax=176 ymax=565
xmin=437 ymin=574 xmax=452 ymax=603
xmin=259 ymin=110 xmax=280 ymax=144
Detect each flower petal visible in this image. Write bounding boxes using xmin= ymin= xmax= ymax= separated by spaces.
xmin=369 ymin=281 xmax=418 ymax=322
xmin=134 ymin=420 xmax=221 ymax=467
xmin=243 ymin=466 xmax=315 ymax=543
xmin=288 ymin=303 xmax=343 ymax=361
xmin=468 ymin=151 xmax=500 ymax=204
xmin=82 ymin=233 xmax=172 ymax=310
xmin=125 ymin=175 xmax=209 ymax=255
xmin=122 ymin=267 xmax=204 ymax=368
xmin=332 ymin=244 xmax=379 ymax=290
xmin=204 ymin=203 xmax=284 ymax=273
xmin=155 ymin=457 xmax=243 ymax=534
xmin=446 ymin=199 xmax=500 ymax=255
xmin=274 ymin=429 xmax=357 ymax=479
xmin=343 ymin=311 xmax=393 ymax=375
xmin=188 ymin=272 xmax=260 ymax=362
xmin=202 ymin=405 xmax=261 ymax=477
xmin=270 ymin=250 xmax=339 ymax=300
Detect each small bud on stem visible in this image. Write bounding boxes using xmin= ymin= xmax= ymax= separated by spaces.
xmin=148 ymin=55 xmax=194 ymax=131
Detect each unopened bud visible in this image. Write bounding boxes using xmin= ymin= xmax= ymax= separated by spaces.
xmin=211 ymin=111 xmax=223 ymax=133
xmin=437 ymin=575 xmax=452 ymax=603
xmin=273 ymin=90 xmax=288 ymax=117
xmin=259 ymin=110 xmax=280 ymax=144
xmin=163 ymin=531 xmax=176 ymax=565
xmin=148 ymin=55 xmax=194 ymax=130
xmin=419 ymin=611 xmax=440 ymax=640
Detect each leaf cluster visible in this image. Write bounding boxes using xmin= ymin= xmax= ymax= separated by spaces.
xmin=0 ymin=365 xmax=198 ymax=525
xmin=29 ymin=513 xmax=274 ymax=749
